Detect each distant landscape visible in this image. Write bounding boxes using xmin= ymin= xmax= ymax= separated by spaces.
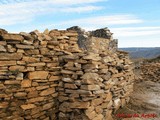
xmin=119 ymin=47 xmax=160 ymax=59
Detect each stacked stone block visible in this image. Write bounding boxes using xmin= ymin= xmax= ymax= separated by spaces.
xmin=0 ymin=28 xmax=134 ymax=120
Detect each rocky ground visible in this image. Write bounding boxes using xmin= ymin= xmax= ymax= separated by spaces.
xmin=113 ymin=62 xmax=160 ymax=120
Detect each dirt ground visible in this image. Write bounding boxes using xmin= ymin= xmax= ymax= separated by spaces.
xmin=113 ymin=68 xmax=160 ymax=120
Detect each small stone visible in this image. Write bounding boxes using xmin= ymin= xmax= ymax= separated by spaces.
xmin=14 ymin=92 xmax=27 ymax=97
xmin=28 ymin=71 xmax=48 ymax=80
xmin=64 ymin=83 xmax=78 ymax=89
xmin=70 ymin=101 xmax=90 ymax=109
xmin=9 ymin=66 xmax=25 ymax=71
xmin=42 ymin=102 xmax=54 ymax=110
xmin=49 ymin=76 xmax=61 ymax=81
xmin=27 ymin=97 xmax=45 ymax=103
xmin=21 ymin=80 xmax=31 ymax=87
xmin=21 ymin=104 xmax=36 ymax=110
xmin=4 ymin=80 xmax=21 ymax=85
xmin=0 ymin=45 xmax=6 ymax=52
xmin=40 ymin=87 xmax=55 ymax=96
xmin=16 ymin=44 xmax=34 ymax=49
xmin=0 ymin=102 xmax=8 ymax=108
xmin=81 ymin=85 xmax=100 ymax=91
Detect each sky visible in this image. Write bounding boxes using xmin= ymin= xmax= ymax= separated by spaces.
xmin=0 ymin=0 xmax=160 ymax=48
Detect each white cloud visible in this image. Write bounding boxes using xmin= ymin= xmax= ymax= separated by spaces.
xmin=110 ymin=27 xmax=160 ymax=47
xmin=0 ymin=0 xmax=105 ymax=26
xmin=111 ymin=27 xmax=160 ymax=37
xmin=48 ymin=14 xmax=143 ymax=29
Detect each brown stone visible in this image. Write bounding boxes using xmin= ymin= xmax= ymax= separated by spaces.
xmin=21 ymin=104 xmax=36 ymax=110
xmin=93 ymin=114 xmax=103 ymax=120
xmin=81 ymin=85 xmax=100 ymax=91
xmin=25 ymin=49 xmax=39 ymax=55
xmin=21 ymin=80 xmax=31 ymax=87
xmin=27 ymin=62 xmax=46 ymax=67
xmin=85 ymin=111 xmax=97 ymax=120
xmin=28 ymin=71 xmax=48 ymax=79
xmin=105 ymin=110 xmax=113 ymax=120
xmin=0 ymin=102 xmax=8 ymax=108
xmin=0 ymin=45 xmax=6 ymax=52
xmin=64 ymin=83 xmax=78 ymax=89
xmin=49 ymin=76 xmax=61 ymax=81
xmin=22 ymin=57 xmax=40 ymax=63
xmin=0 ymin=84 xmax=6 ymax=89
xmin=36 ymin=85 xmax=49 ymax=90
xmin=9 ymin=66 xmax=25 ymax=71
xmin=16 ymin=44 xmax=34 ymax=49
xmin=70 ymin=101 xmax=90 ymax=109
xmin=14 ymin=92 xmax=27 ymax=97
xmin=91 ymin=98 xmax=103 ymax=106
xmin=28 ymin=97 xmax=45 ymax=103
xmin=65 ymin=89 xmax=92 ymax=95
xmin=2 ymin=34 xmax=24 ymax=41
xmin=59 ymin=102 xmax=72 ymax=112
xmin=64 ymin=32 xmax=78 ymax=36
xmin=61 ymin=70 xmax=75 ymax=74
xmin=0 ymin=61 xmax=16 ymax=66
xmin=40 ymin=88 xmax=55 ymax=96
xmin=0 ymin=53 xmax=22 ymax=60
xmin=28 ymin=91 xmax=38 ymax=98
xmin=4 ymin=80 xmax=21 ymax=85
xmin=42 ymin=102 xmax=54 ymax=110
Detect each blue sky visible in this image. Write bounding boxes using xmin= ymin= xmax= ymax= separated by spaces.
xmin=0 ymin=0 xmax=160 ymax=47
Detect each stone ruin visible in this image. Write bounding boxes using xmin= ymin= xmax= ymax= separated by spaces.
xmin=0 ymin=26 xmax=135 ymax=120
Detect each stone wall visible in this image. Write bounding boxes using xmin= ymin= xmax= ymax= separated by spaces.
xmin=0 ymin=27 xmax=134 ymax=120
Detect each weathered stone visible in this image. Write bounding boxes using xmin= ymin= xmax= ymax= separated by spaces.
xmin=59 ymin=102 xmax=72 ymax=112
xmin=40 ymin=88 xmax=55 ymax=96
xmin=4 ymin=80 xmax=21 ymax=85
xmin=16 ymin=44 xmax=34 ymax=49
xmin=0 ymin=45 xmax=6 ymax=52
xmin=91 ymin=98 xmax=103 ymax=106
xmin=93 ymin=114 xmax=103 ymax=120
xmin=65 ymin=89 xmax=92 ymax=95
xmin=113 ymin=98 xmax=121 ymax=110
xmin=28 ymin=97 xmax=45 ymax=103
xmin=0 ymin=61 xmax=16 ymax=66
xmin=22 ymin=57 xmax=39 ymax=63
xmin=61 ymin=70 xmax=75 ymax=74
xmin=49 ymin=76 xmax=61 ymax=81
xmin=64 ymin=32 xmax=78 ymax=36
xmin=28 ymin=91 xmax=38 ymax=98
xmin=0 ymin=53 xmax=22 ymax=60
xmin=28 ymin=71 xmax=48 ymax=79
xmin=81 ymin=85 xmax=100 ymax=90
xmin=0 ymin=102 xmax=8 ymax=108
xmin=25 ymin=49 xmax=39 ymax=55
xmin=14 ymin=92 xmax=27 ymax=97
xmin=70 ymin=101 xmax=90 ymax=109
xmin=83 ymin=53 xmax=101 ymax=61
xmin=42 ymin=102 xmax=54 ymax=110
xmin=27 ymin=62 xmax=46 ymax=67
xmin=64 ymin=83 xmax=78 ymax=89
xmin=2 ymin=34 xmax=24 ymax=41
xmin=20 ymin=32 xmax=33 ymax=40
xmin=21 ymin=104 xmax=36 ymax=110
xmin=62 ymin=77 xmax=73 ymax=83
xmin=21 ymin=80 xmax=31 ymax=87
xmin=36 ymin=85 xmax=49 ymax=90
xmin=9 ymin=66 xmax=25 ymax=71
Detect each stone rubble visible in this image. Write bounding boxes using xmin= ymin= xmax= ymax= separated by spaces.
xmin=0 ymin=27 xmax=135 ymax=120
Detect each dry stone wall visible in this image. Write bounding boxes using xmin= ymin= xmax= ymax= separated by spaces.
xmin=0 ymin=27 xmax=134 ymax=120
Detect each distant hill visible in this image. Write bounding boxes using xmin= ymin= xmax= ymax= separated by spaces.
xmin=119 ymin=47 xmax=160 ymax=59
